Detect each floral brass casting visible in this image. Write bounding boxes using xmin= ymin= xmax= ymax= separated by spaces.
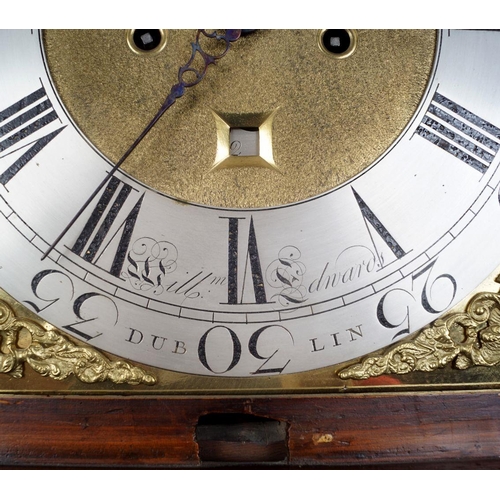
xmin=339 ymin=290 xmax=500 ymax=380
xmin=0 ymin=299 xmax=156 ymax=385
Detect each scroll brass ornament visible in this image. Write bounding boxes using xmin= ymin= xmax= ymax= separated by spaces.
xmin=0 ymin=299 xmax=156 ymax=385
xmin=339 ymin=290 xmax=500 ymax=380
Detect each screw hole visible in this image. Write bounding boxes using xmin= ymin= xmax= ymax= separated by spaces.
xmin=127 ymin=29 xmax=167 ymax=55
xmin=319 ymin=29 xmax=357 ymax=59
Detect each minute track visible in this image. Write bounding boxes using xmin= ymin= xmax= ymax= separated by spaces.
xmin=1 ymin=166 xmax=498 ymax=326
xmin=3 ymin=30 xmax=500 ymax=377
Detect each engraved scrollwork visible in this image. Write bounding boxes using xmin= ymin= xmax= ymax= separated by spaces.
xmin=266 ymin=246 xmax=307 ymax=307
xmin=122 ymin=237 xmax=178 ymax=294
xmin=339 ymin=289 xmax=500 ymax=380
xmin=0 ymin=299 xmax=156 ymax=385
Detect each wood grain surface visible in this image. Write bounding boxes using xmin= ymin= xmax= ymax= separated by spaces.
xmin=0 ymin=391 xmax=499 ymax=467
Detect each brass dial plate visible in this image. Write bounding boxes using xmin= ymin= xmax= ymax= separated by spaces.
xmin=4 ymin=30 xmax=500 ymax=386
xmin=43 ymin=30 xmax=436 ymax=208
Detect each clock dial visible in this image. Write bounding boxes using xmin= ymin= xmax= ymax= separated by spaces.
xmin=42 ymin=29 xmax=436 ymax=207
xmin=1 ymin=29 xmax=500 ymax=378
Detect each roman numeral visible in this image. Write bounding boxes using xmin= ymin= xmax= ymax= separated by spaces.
xmin=416 ymin=91 xmax=500 ymax=174
xmin=71 ymin=176 xmax=144 ymax=278
xmin=0 ymin=86 xmax=65 ymax=185
xmin=352 ymin=187 xmax=406 ymax=267
xmin=222 ymin=216 xmax=268 ymax=305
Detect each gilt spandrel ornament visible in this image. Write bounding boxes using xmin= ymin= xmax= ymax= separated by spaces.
xmin=339 ymin=283 xmax=500 ymax=380
xmin=3 ymin=282 xmax=500 ymax=388
xmin=0 ymin=297 xmax=156 ymax=385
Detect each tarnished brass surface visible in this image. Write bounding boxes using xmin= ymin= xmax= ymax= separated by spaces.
xmin=43 ymin=30 xmax=436 ymax=208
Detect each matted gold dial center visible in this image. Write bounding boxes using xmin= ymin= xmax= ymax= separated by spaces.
xmin=43 ymin=30 xmax=436 ymax=208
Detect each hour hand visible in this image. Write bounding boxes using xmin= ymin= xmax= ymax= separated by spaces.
xmin=43 ymin=29 xmax=247 ymax=260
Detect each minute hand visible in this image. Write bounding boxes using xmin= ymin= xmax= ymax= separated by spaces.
xmin=42 ymin=29 xmax=243 ymax=260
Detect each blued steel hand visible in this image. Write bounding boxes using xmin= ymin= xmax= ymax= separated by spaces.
xmin=42 ymin=29 xmax=244 ymax=260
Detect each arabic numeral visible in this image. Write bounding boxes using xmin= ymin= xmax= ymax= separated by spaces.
xmin=198 ymin=326 xmax=242 ymax=374
xmin=25 ymin=269 xmax=74 ymax=312
xmin=230 ymin=140 xmax=242 ymax=156
xmin=198 ymin=324 xmax=293 ymax=375
xmin=63 ymin=292 xmax=118 ymax=341
xmin=377 ymin=260 xmax=457 ymax=340
xmin=413 ymin=261 xmax=457 ymax=315
xmin=248 ymin=326 xmax=293 ymax=374
xmin=25 ymin=269 xmax=118 ymax=341
xmin=376 ymin=288 xmax=414 ymax=340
